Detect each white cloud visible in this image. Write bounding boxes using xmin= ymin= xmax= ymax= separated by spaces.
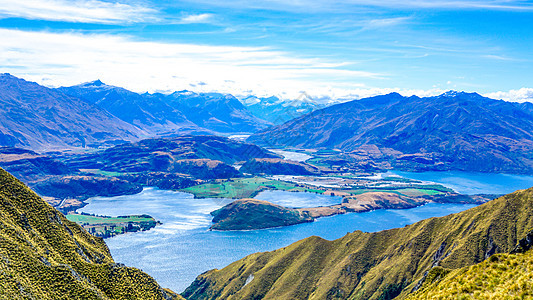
xmin=177 ymin=0 xmax=533 ymax=12
xmin=0 ymin=0 xmax=158 ymax=24
xmin=362 ymin=17 xmax=412 ymax=30
xmin=0 ymin=29 xmax=381 ymax=99
xmin=485 ymin=88 xmax=533 ymax=103
xmin=180 ymin=13 xmax=214 ymax=24
xmin=2 ymin=29 xmax=528 ymax=104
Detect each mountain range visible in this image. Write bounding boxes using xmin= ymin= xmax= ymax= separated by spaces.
xmin=59 ymin=81 xmax=271 ymax=134
xmin=0 ymin=74 xmax=141 ymax=150
xmin=57 ymin=80 xmax=198 ymax=135
xmin=249 ymin=91 xmax=533 ymax=174
xmin=162 ymin=91 xmax=271 ymax=133
xmin=0 ymin=74 xmax=283 ymax=150
xmin=240 ymin=95 xmax=326 ymax=125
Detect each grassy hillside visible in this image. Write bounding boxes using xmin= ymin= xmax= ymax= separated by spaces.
xmin=183 ymin=187 xmax=533 ymax=300
xmin=407 ymin=249 xmax=533 ymax=299
xmin=0 ymin=168 xmax=181 ymax=299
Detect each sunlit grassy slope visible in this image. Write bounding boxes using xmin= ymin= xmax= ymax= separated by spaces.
xmin=0 ymin=168 xmax=181 ymax=299
xmin=183 ymin=187 xmax=533 ymax=300
xmin=408 ymin=250 xmax=533 ymax=299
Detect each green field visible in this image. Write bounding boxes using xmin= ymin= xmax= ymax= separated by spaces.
xmin=341 ymin=187 xmax=447 ymax=197
xmin=78 ymin=169 xmax=128 ymax=177
xmin=305 ymin=157 xmax=331 ymax=167
xmin=66 ymin=214 xmax=154 ymax=224
xmin=180 ymin=176 xmax=450 ymax=199
xmin=181 ymin=177 xmax=324 ymax=199
xmin=66 ymin=213 xmax=157 ymax=238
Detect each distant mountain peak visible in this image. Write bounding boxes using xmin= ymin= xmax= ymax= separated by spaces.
xmin=0 ymin=73 xmax=25 ymax=82
xmin=91 ymin=79 xmax=105 ymax=86
xmin=80 ymin=79 xmax=107 ymax=87
xmin=440 ymin=90 xmax=463 ymax=97
xmin=172 ymin=90 xmax=194 ymax=96
xmin=439 ymin=90 xmax=482 ymax=98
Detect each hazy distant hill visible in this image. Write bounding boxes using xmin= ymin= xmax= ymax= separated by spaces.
xmin=0 ymin=74 xmax=142 ymax=150
xmin=240 ymin=95 xmax=324 ymax=124
xmin=183 ymin=187 xmax=533 ymax=300
xmin=164 ymin=91 xmax=272 ymax=133
xmin=249 ymin=91 xmax=533 ymax=174
xmin=58 ymin=80 xmax=200 ymax=135
xmin=60 ymin=82 xmax=271 ymax=134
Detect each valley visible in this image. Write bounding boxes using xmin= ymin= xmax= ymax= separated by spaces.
xmin=2 ymin=1 xmax=533 ymax=299
xmin=1 ymin=74 xmax=533 ymax=299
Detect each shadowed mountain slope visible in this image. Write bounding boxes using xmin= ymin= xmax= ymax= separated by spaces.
xmin=58 ymin=81 xmax=199 ymax=135
xmin=0 ymin=74 xmax=142 ymax=150
xmin=249 ymin=92 xmax=533 ymax=173
xmin=60 ymin=81 xmax=271 ymax=134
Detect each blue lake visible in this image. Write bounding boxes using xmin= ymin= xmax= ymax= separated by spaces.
xmin=390 ymin=170 xmax=533 ymax=195
xmin=80 ymin=188 xmax=476 ymax=292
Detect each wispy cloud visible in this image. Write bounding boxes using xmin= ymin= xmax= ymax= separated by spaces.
xmin=0 ymin=0 xmax=158 ymax=24
xmin=179 ymin=13 xmax=214 ymax=24
xmin=176 ymin=0 xmax=533 ymax=12
xmin=0 ymin=29 xmax=379 ymax=98
xmin=363 ymin=16 xmax=411 ymax=29
xmin=361 ymin=0 xmax=533 ymax=10
xmin=486 ymin=88 xmax=533 ymax=103
xmin=482 ymin=54 xmax=517 ymax=61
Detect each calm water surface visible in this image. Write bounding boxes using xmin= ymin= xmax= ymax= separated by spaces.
xmin=81 ymin=188 xmax=475 ymax=292
xmin=269 ymin=149 xmax=312 ymax=162
xmin=255 ymin=190 xmax=341 ymax=207
xmin=390 ymin=170 xmax=533 ymax=195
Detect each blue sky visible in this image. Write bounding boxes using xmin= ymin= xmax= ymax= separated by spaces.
xmin=0 ymin=0 xmax=532 ymax=101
